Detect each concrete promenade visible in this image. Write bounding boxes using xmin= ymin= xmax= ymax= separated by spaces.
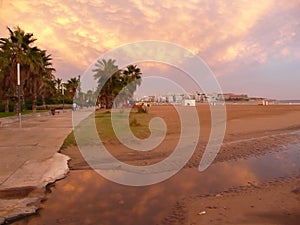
xmin=0 ymin=111 xmax=73 ymax=224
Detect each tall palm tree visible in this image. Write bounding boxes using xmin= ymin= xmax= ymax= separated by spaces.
xmin=122 ymin=64 xmax=142 ymax=98
xmin=93 ymin=59 xmax=119 ymax=109
xmin=93 ymin=59 xmax=118 ymax=82
xmin=0 ymin=41 xmax=15 ymax=112
xmin=0 ymin=27 xmax=43 ymax=110
xmin=93 ymin=60 xmax=143 ymax=108
xmin=66 ymin=77 xmax=80 ymax=99
xmin=41 ymin=75 xmax=57 ymax=107
xmin=23 ymin=46 xmax=42 ymax=112
xmin=55 ymin=78 xmax=62 ymax=94
xmin=38 ymin=51 xmax=55 ymax=109
xmin=25 ymin=48 xmax=55 ymax=112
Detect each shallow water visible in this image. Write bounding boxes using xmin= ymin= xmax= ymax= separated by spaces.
xmin=13 ymin=142 xmax=300 ymax=225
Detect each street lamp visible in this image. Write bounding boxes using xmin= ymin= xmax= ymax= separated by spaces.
xmin=17 ymin=63 xmax=22 ymax=127
xmin=61 ymin=83 xmax=66 ymax=113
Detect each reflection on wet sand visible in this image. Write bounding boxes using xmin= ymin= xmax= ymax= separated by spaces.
xmin=13 ymin=143 xmax=300 ymax=225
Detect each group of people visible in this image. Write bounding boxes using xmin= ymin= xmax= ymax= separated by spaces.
xmin=72 ymin=103 xmax=80 ymax=111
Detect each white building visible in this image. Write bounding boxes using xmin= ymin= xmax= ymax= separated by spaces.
xmin=182 ymin=99 xmax=196 ymax=106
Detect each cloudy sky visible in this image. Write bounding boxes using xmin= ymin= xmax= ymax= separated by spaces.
xmin=0 ymin=0 xmax=299 ymax=99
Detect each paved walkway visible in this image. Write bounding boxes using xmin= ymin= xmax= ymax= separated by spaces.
xmin=0 ymin=111 xmax=73 ymax=223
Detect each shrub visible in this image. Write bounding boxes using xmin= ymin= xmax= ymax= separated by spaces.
xmin=137 ymin=105 xmax=148 ymax=113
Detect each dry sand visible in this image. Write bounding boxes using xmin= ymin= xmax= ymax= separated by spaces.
xmin=61 ymin=104 xmax=300 ymax=225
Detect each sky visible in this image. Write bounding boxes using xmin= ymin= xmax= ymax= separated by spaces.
xmin=0 ymin=0 xmax=299 ymax=99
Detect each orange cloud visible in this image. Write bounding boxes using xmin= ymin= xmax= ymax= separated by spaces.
xmin=0 ymin=0 xmax=299 ymax=84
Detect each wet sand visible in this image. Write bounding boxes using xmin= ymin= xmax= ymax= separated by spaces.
xmin=183 ymin=176 xmax=300 ymax=225
xmin=58 ymin=104 xmax=300 ymax=224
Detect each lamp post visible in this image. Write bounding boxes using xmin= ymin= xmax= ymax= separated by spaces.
xmin=17 ymin=63 xmax=22 ymax=127
xmin=61 ymin=83 xmax=66 ymax=113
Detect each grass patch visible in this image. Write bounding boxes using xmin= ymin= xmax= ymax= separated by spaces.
xmin=0 ymin=110 xmax=48 ymax=118
xmin=60 ymin=131 xmax=76 ymax=150
xmin=61 ymin=110 xmax=154 ymax=149
xmin=95 ymin=111 xmax=152 ymax=141
xmin=0 ymin=112 xmax=15 ymax=118
xmin=23 ymin=110 xmax=48 ymax=115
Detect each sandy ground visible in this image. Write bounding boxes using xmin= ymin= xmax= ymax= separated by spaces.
xmin=184 ymin=177 xmax=300 ymax=225
xmin=61 ymin=104 xmax=300 ymax=225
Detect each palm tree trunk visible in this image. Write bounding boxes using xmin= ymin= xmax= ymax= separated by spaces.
xmin=14 ymin=101 xmax=18 ymax=114
xmin=105 ymin=95 xmax=110 ymax=109
xmin=21 ymin=92 xmax=25 ymax=111
xmin=4 ymin=99 xmax=9 ymax=112
xmin=32 ymin=79 xmax=37 ymax=112
xmin=32 ymin=94 xmax=37 ymax=112
xmin=42 ymin=95 xmax=46 ymax=110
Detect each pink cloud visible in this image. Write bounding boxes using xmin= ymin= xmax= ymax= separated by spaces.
xmin=0 ymin=0 xmax=299 ymax=98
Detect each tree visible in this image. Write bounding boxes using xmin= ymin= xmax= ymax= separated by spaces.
xmin=0 ymin=26 xmax=36 ymax=112
xmin=93 ymin=59 xmax=119 ymax=109
xmin=24 ymin=47 xmax=55 ymax=112
xmin=93 ymin=59 xmax=142 ymax=109
xmin=0 ymin=42 xmax=15 ymax=112
xmin=38 ymin=51 xmax=56 ymax=109
xmin=122 ymin=64 xmax=142 ymax=99
xmin=65 ymin=77 xmax=80 ymax=99
xmin=0 ymin=26 xmax=55 ymax=112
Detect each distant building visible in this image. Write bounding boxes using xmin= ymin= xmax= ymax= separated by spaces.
xmin=166 ymin=95 xmax=175 ymax=103
xmin=182 ymin=99 xmax=196 ymax=106
xmin=158 ymin=96 xmax=167 ymax=103
xmin=174 ymin=95 xmax=183 ymax=103
xmin=221 ymin=93 xmax=249 ymax=101
xmin=137 ymin=92 xmax=257 ymax=105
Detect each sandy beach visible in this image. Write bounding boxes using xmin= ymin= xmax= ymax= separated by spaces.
xmin=63 ymin=104 xmax=300 ymax=168
xmin=59 ymin=104 xmax=300 ymax=225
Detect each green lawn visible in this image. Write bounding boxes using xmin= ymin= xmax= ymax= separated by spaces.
xmin=0 ymin=112 xmax=15 ymax=118
xmin=60 ymin=110 xmax=153 ymax=149
xmin=0 ymin=110 xmax=48 ymax=118
xmin=95 ymin=111 xmax=152 ymax=141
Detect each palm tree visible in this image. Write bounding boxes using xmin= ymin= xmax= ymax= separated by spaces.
xmin=85 ymin=89 xmax=95 ymax=106
xmin=93 ymin=59 xmax=119 ymax=109
xmin=0 ymin=41 xmax=15 ymax=112
xmin=26 ymin=48 xmax=55 ymax=112
xmin=66 ymin=77 xmax=80 ymax=99
xmin=0 ymin=35 xmax=21 ymax=112
xmin=122 ymin=64 xmax=142 ymax=99
xmin=41 ymin=75 xmax=57 ymax=107
xmin=38 ymin=51 xmax=55 ymax=109
xmin=93 ymin=60 xmax=143 ymax=109
xmin=0 ymin=26 xmax=53 ymax=113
